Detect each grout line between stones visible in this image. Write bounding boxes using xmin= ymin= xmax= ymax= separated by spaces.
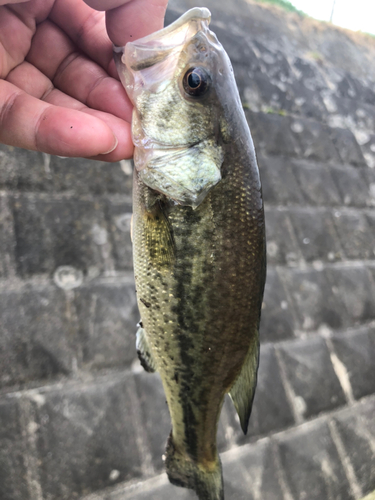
xmin=18 ymin=395 xmax=44 ymax=500
xmin=328 ymin=419 xmax=363 ymax=499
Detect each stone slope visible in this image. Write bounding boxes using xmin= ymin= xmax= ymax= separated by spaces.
xmin=0 ymin=1 xmax=375 ymax=500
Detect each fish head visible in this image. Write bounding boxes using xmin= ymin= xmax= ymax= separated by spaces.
xmin=114 ymin=8 xmax=239 ymax=208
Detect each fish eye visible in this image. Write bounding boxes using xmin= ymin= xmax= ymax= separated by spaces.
xmin=183 ymin=67 xmax=211 ymax=97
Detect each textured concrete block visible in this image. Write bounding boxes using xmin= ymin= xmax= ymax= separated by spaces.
xmin=246 ymin=112 xmax=300 ymax=157
xmin=329 ymin=128 xmax=366 ymax=166
xmin=260 ymin=268 xmax=296 ymax=343
xmin=30 ymin=375 xmax=143 ymax=499
xmin=277 ymin=337 xmax=346 ymax=419
xmin=331 ymin=328 xmax=375 ymax=400
xmin=326 ymin=266 xmax=375 ymax=324
xmin=289 ymin=118 xmax=340 ymax=163
xmin=333 ymin=212 xmax=375 ymax=260
xmin=288 ymin=208 xmax=343 ymax=263
xmin=251 ymin=345 xmax=295 ymax=436
xmin=98 ymin=474 xmax=193 ymax=500
xmin=329 ymin=165 xmax=373 ymax=207
xmin=265 ymin=208 xmax=303 ymax=266
xmin=105 ymin=200 xmax=133 ymax=271
xmin=258 ymin=156 xmax=305 ymax=205
xmin=277 ymin=419 xmax=354 ymax=500
xmin=50 ymin=156 xmax=133 ymax=196
xmin=0 ymin=397 xmax=28 ymax=500
xmin=133 ymin=372 xmax=171 ymax=471
xmin=0 ymin=144 xmax=52 ymax=191
xmin=333 ymin=399 xmax=375 ymax=496
xmin=12 ymin=195 xmax=109 ymax=276
xmin=0 ymin=195 xmax=16 ymax=277
xmin=223 ymin=439 xmax=285 ymax=500
xmin=362 ymin=167 xmax=375 ymax=202
xmin=281 ymin=268 xmax=345 ymax=331
xmin=74 ymin=280 xmax=138 ymax=370
xmin=0 ymin=286 xmax=75 ymax=388
xmin=290 ymin=160 xmax=342 ymax=206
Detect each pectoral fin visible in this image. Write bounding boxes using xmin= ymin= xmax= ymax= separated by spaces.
xmin=229 ymin=334 xmax=259 ymax=434
xmin=136 ymin=322 xmax=157 ymax=373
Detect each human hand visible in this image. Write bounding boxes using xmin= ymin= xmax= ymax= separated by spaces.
xmin=0 ymin=0 xmax=168 ymax=161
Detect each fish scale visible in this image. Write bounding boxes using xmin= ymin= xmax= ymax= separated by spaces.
xmin=115 ymin=7 xmax=266 ymax=500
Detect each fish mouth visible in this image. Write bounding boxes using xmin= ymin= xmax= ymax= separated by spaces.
xmin=113 ymin=8 xmax=213 ymax=98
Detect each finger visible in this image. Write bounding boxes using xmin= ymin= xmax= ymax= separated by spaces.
xmin=0 ymin=0 xmax=31 ymax=5
xmin=44 ymin=90 xmax=133 ymax=162
xmin=84 ymin=0 xmax=132 ymax=11
xmin=0 ymin=4 xmax=35 ymax=77
xmin=6 ymin=62 xmax=133 ymax=161
xmin=26 ymin=20 xmax=132 ymax=121
xmin=106 ymin=0 xmax=168 ymax=46
xmin=0 ymin=79 xmax=121 ymax=158
xmin=50 ymin=0 xmax=113 ymax=74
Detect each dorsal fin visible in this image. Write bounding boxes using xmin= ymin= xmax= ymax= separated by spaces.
xmin=228 ymin=333 xmax=260 ymax=434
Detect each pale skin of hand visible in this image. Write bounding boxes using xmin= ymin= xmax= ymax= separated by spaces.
xmin=0 ymin=0 xmax=168 ymax=161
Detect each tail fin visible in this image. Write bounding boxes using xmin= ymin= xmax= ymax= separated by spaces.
xmin=165 ymin=433 xmax=224 ymax=500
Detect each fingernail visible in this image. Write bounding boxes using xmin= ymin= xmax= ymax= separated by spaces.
xmin=102 ymin=136 xmax=118 ymax=155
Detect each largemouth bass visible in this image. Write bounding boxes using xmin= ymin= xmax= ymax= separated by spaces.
xmin=114 ymin=8 xmax=266 ymax=500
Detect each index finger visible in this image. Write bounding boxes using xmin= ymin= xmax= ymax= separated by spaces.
xmin=85 ymin=0 xmax=168 ymax=46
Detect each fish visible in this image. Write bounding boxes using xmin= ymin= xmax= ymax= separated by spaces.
xmin=114 ymin=8 xmax=266 ymax=500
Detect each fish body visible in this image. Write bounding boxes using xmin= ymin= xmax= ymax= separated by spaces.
xmin=115 ymin=9 xmax=266 ymax=500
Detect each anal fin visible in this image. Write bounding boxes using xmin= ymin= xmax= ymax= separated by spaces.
xmin=136 ymin=322 xmax=157 ymax=373
xmin=229 ymin=333 xmax=260 ymax=434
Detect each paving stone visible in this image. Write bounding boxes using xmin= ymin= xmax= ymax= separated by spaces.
xmin=288 ymin=118 xmax=341 ymax=163
xmin=0 ymin=195 xmax=16 ymax=277
xmin=329 ymin=128 xmax=366 ymax=166
xmin=277 ymin=337 xmax=346 ymax=419
xmin=364 ymin=211 xmax=375 ymax=240
xmin=223 ymin=439 xmax=285 ymax=500
xmin=362 ymin=167 xmax=375 ymax=203
xmin=30 ymin=375 xmax=143 ymax=500
xmin=50 ymin=156 xmax=133 ymax=196
xmin=133 ymin=372 xmax=171 ymax=472
xmin=326 ymin=266 xmax=375 ymax=325
xmin=329 ymin=165 xmax=373 ymax=208
xmin=260 ymin=267 xmax=296 ymax=343
xmin=258 ymin=156 xmax=305 ymax=205
xmin=277 ymin=419 xmax=355 ymax=500
xmin=281 ymin=268 xmax=345 ymax=331
xmin=0 ymin=286 xmax=75 ymax=388
xmin=98 ymin=474 xmax=193 ymax=500
xmin=246 ymin=111 xmax=300 ymax=157
xmin=105 ymin=200 xmax=133 ymax=271
xmin=336 ymin=73 xmax=375 ymax=106
xmin=288 ymin=79 xmax=328 ymax=121
xmin=290 ymin=160 xmax=342 ymax=206
xmin=0 ymin=397 xmax=28 ymax=500
xmin=250 ymin=345 xmax=295 ymax=437
xmin=11 ymin=195 xmax=109 ymax=276
xmin=244 ymin=70 xmax=289 ymax=115
xmin=74 ymin=280 xmax=138 ymax=371
xmin=265 ymin=208 xmax=303 ymax=266
xmin=333 ymin=211 xmax=375 ymax=260
xmin=330 ymin=327 xmax=375 ymax=400
xmin=288 ymin=208 xmax=343 ymax=263
xmin=333 ymin=398 xmax=375 ymax=497
xmin=0 ymin=144 xmax=52 ymax=191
